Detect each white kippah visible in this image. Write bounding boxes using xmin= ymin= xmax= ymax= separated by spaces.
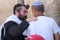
xmin=32 ymin=0 xmax=43 ymax=6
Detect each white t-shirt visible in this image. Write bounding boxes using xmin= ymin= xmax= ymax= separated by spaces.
xmin=23 ymin=16 xmax=59 ymax=40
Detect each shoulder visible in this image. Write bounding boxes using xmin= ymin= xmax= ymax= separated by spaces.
xmin=5 ymin=21 xmax=17 ymax=24
xmin=38 ymin=16 xmax=53 ymax=20
xmin=37 ymin=16 xmax=55 ymax=23
xmin=4 ymin=21 xmax=18 ymax=27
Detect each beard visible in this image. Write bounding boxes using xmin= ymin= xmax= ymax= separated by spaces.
xmin=18 ymin=15 xmax=27 ymax=21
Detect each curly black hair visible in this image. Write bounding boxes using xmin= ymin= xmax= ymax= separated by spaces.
xmin=13 ymin=3 xmax=29 ymax=14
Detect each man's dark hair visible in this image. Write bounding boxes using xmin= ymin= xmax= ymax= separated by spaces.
xmin=32 ymin=5 xmax=44 ymax=12
xmin=13 ymin=3 xmax=29 ymax=14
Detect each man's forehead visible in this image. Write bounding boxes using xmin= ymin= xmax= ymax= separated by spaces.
xmin=21 ymin=6 xmax=27 ymax=10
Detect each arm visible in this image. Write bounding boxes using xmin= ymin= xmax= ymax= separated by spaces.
xmin=54 ymin=33 xmax=59 ymax=40
xmin=4 ymin=20 xmax=29 ymax=37
xmin=52 ymin=19 xmax=60 ymax=40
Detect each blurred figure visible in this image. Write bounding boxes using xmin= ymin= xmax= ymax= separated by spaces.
xmin=24 ymin=0 xmax=60 ymax=40
xmin=1 ymin=3 xmax=37 ymax=40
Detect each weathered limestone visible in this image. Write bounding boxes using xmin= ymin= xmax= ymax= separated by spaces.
xmin=0 ymin=0 xmax=17 ymax=25
xmin=42 ymin=0 xmax=60 ymax=26
xmin=18 ymin=0 xmax=24 ymax=4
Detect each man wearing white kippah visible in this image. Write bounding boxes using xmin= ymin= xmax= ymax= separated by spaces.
xmin=23 ymin=0 xmax=60 ymax=40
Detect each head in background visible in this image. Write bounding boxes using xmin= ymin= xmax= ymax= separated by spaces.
xmin=31 ymin=1 xmax=44 ymax=17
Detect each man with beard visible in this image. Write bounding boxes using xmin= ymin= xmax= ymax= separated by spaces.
xmin=1 ymin=3 xmax=37 ymax=40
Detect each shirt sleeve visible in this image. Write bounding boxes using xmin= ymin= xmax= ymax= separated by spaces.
xmin=4 ymin=20 xmax=29 ymax=37
xmin=52 ymin=19 xmax=59 ymax=34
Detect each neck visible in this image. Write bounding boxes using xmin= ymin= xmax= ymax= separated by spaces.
xmin=38 ymin=12 xmax=44 ymax=16
xmin=18 ymin=17 xmax=25 ymax=21
xmin=35 ymin=13 xmax=44 ymax=17
xmin=15 ymin=14 xmax=25 ymax=21
xmin=39 ymin=14 xmax=44 ymax=16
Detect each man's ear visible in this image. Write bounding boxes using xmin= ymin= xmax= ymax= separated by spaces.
xmin=31 ymin=7 xmax=36 ymax=13
xmin=15 ymin=10 xmax=19 ymax=16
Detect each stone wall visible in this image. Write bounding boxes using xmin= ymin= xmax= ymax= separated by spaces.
xmin=42 ymin=0 xmax=60 ymax=26
xmin=18 ymin=0 xmax=24 ymax=4
xmin=0 ymin=0 xmax=17 ymax=25
xmin=56 ymin=0 xmax=60 ymax=26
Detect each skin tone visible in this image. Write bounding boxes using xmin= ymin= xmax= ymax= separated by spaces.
xmin=31 ymin=7 xmax=44 ymax=17
xmin=15 ymin=6 xmax=28 ymax=20
xmin=54 ymin=33 xmax=60 ymax=40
